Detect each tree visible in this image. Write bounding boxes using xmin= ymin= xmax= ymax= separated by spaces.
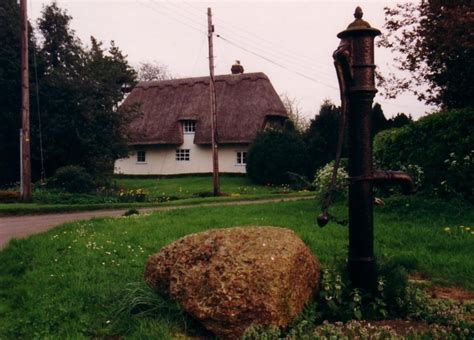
xmin=246 ymin=129 xmax=309 ymax=185
xmin=304 ymin=99 xmax=343 ymax=175
xmin=137 ymin=60 xmax=172 ymax=81
xmin=0 ymin=0 xmax=37 ymax=185
xmin=280 ymin=94 xmax=309 ymax=133
xmin=38 ymin=2 xmax=83 ymax=73
xmin=1 ymin=1 xmax=136 ymax=186
xmin=371 ymin=102 xmax=388 ymax=139
xmin=377 ymin=1 xmax=474 ymax=108
xmin=304 ymin=100 xmax=389 ymax=175
xmin=388 ymin=113 xmax=413 ymax=129
xmin=33 ymin=3 xmax=137 ymax=183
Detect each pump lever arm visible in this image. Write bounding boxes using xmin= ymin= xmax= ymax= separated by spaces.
xmin=317 ymin=41 xmax=353 ymax=228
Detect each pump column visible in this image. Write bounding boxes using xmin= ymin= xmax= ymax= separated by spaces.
xmin=336 ymin=7 xmax=381 ymax=290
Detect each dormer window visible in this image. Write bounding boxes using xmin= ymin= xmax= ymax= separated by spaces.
xmin=264 ymin=115 xmax=285 ymax=131
xmin=183 ymin=120 xmax=196 ymax=134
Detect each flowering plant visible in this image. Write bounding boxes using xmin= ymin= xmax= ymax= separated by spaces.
xmin=117 ymin=188 xmax=147 ymax=202
xmin=313 ymin=161 xmax=348 ymax=203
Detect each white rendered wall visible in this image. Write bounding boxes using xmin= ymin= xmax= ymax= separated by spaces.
xmin=114 ymin=133 xmax=248 ymax=175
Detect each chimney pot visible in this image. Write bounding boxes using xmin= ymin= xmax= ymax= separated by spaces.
xmin=231 ymin=60 xmax=244 ymax=74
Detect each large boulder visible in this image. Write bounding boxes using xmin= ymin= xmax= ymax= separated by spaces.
xmin=144 ymin=226 xmax=320 ymax=339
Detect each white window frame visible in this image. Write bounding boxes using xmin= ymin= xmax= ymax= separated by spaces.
xmin=236 ymin=151 xmax=247 ymax=166
xmin=176 ymin=149 xmax=190 ymax=161
xmin=183 ymin=121 xmax=196 ymax=134
xmin=136 ymin=150 xmax=146 ymax=163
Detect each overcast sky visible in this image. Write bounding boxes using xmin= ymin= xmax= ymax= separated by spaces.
xmin=29 ymin=0 xmax=435 ymax=120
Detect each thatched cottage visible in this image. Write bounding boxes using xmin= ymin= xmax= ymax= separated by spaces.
xmin=114 ymin=64 xmax=287 ymax=175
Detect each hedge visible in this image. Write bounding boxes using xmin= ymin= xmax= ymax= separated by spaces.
xmin=374 ymin=108 xmax=473 ymax=200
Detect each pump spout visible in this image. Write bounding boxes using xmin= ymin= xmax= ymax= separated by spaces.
xmin=372 ymin=170 xmax=415 ymax=195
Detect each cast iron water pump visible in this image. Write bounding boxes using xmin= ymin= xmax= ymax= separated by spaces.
xmin=317 ymin=7 xmax=414 ymax=291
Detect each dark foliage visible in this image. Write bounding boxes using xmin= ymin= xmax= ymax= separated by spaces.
xmin=35 ymin=3 xmax=137 ymax=184
xmin=0 ymin=1 xmax=137 ymax=186
xmin=0 ymin=191 xmax=22 ymax=203
xmin=374 ymin=108 xmax=473 ymax=200
xmin=246 ymin=129 xmax=309 ymax=184
xmin=0 ymin=0 xmax=37 ymax=185
xmin=304 ymin=100 xmax=390 ymax=175
xmin=377 ymin=1 xmax=474 ymax=108
xmin=387 ymin=112 xmax=413 ymax=129
xmin=304 ymin=100 xmax=344 ymax=175
xmin=371 ymin=103 xmax=389 ymax=139
xmin=46 ymin=165 xmax=95 ymax=193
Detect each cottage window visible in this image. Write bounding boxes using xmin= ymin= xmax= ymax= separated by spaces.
xmin=136 ymin=150 xmax=146 ymax=163
xmin=176 ymin=149 xmax=190 ymax=161
xmin=236 ymin=151 xmax=247 ymax=165
xmin=183 ymin=121 xmax=196 ymax=134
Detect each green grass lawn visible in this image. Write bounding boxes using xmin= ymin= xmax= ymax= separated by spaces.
xmin=0 ymin=175 xmax=307 ymax=215
xmin=0 ymin=196 xmax=472 ymax=338
xmin=115 ymin=175 xmax=289 ymax=198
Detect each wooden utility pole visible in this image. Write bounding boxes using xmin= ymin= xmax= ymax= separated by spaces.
xmin=207 ymin=7 xmax=220 ymax=196
xmin=20 ymin=0 xmax=32 ymax=201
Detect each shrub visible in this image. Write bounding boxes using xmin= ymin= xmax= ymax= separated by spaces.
xmin=117 ymin=188 xmax=148 ymax=202
xmin=192 ymin=191 xmax=215 ymax=198
xmin=242 ymin=257 xmax=474 ymax=339
xmin=374 ymin=108 xmax=473 ymax=201
xmin=46 ymin=166 xmax=95 ymax=193
xmin=246 ymin=130 xmax=309 ymax=185
xmin=0 ymin=190 xmax=21 ymax=203
xmin=313 ymin=160 xmax=348 ymax=204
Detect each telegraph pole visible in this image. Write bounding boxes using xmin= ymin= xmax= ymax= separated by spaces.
xmin=207 ymin=7 xmax=220 ymax=196
xmin=20 ymin=0 xmax=32 ymax=201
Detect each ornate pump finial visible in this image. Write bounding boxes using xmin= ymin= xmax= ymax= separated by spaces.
xmin=338 ymin=6 xmax=380 ymax=37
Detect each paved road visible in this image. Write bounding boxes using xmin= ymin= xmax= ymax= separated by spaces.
xmin=0 ymin=196 xmax=312 ymax=249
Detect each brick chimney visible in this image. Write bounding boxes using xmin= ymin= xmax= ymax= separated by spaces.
xmin=231 ymin=60 xmax=244 ymax=74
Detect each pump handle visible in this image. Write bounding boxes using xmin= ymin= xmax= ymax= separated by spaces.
xmin=317 ymin=40 xmax=352 ymax=227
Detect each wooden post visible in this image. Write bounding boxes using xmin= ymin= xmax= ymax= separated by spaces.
xmin=207 ymin=7 xmax=220 ymax=196
xmin=20 ymin=0 xmax=31 ymax=201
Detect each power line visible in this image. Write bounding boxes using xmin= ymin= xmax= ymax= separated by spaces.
xmin=216 ymin=21 xmax=334 ymax=73
xmin=182 ymin=2 xmax=335 ymax=70
xmin=178 ymin=2 xmax=336 ymax=77
xmin=138 ymin=1 xmax=339 ymax=90
xmin=154 ymin=1 xmax=208 ymax=31
xmin=159 ymin=1 xmax=208 ymax=30
xmin=217 ymin=34 xmax=338 ymax=90
xmin=138 ymin=2 xmax=427 ymax=109
xmin=190 ymin=34 xmax=206 ymax=74
xmin=214 ymin=28 xmax=337 ymax=81
xmin=147 ymin=2 xmax=338 ymax=82
xmin=141 ymin=1 xmax=335 ymax=84
xmin=137 ymin=0 xmax=206 ymax=35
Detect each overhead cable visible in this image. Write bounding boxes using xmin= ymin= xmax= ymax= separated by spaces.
xmin=217 ymin=34 xmax=338 ymax=90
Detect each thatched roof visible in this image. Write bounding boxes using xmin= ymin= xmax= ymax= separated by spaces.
xmin=123 ymin=72 xmax=287 ymax=145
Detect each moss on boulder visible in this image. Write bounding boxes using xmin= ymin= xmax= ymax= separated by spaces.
xmin=144 ymin=226 xmax=320 ymax=339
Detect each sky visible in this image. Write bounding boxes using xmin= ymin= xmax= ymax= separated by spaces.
xmin=29 ymin=0 xmax=436 ymax=120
